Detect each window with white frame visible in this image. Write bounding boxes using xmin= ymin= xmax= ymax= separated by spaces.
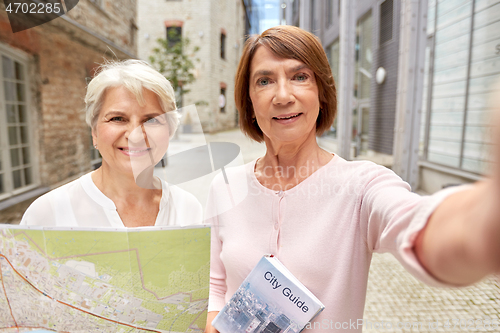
xmin=0 ymin=51 xmax=35 ymax=198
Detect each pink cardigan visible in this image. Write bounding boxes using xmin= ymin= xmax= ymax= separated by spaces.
xmin=208 ymin=155 xmax=460 ymax=332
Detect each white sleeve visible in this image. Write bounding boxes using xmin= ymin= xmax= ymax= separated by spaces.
xmin=359 ymin=163 xmax=469 ymax=287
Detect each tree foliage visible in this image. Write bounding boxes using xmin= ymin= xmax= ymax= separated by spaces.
xmin=149 ymin=28 xmax=199 ymax=104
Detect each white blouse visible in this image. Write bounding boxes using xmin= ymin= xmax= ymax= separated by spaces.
xmin=20 ymin=172 xmax=203 ymax=227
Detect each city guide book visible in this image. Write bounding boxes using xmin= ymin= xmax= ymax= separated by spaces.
xmin=0 ymin=224 xmax=210 ymax=333
xmin=212 ymin=254 xmax=325 ymax=333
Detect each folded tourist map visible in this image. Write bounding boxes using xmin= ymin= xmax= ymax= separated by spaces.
xmin=0 ymin=225 xmax=210 ymax=332
xmin=212 ymin=254 xmax=324 ymax=333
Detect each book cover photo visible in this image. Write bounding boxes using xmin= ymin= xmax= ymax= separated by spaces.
xmin=212 ymin=255 xmax=325 ymax=333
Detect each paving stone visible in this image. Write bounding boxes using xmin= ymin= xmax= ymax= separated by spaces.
xmin=364 ymin=253 xmax=499 ymax=332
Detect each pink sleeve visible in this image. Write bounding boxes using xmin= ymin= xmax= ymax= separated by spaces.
xmin=207 ymin=185 xmax=228 ymax=312
xmin=359 ymin=163 xmax=469 ymax=287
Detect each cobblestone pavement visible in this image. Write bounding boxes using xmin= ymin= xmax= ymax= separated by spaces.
xmin=363 ymin=253 xmax=500 ymax=332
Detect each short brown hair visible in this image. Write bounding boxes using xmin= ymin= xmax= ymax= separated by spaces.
xmin=235 ymin=25 xmax=337 ymax=142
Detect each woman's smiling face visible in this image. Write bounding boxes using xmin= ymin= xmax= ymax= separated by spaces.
xmin=248 ymin=46 xmax=320 ymax=145
xmin=92 ymin=86 xmax=170 ymax=178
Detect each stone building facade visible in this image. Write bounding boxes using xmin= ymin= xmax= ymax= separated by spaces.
xmin=0 ymin=0 xmax=137 ymax=223
xmin=138 ymin=0 xmax=248 ymax=132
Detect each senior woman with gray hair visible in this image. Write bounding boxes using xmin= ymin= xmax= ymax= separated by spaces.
xmin=21 ymin=60 xmax=202 ymax=227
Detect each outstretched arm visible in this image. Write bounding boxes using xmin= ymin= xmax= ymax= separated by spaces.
xmin=415 ymin=181 xmax=500 ymax=285
xmin=415 ymin=87 xmax=500 ymax=285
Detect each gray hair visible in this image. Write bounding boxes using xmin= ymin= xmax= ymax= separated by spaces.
xmin=85 ymin=60 xmax=179 ymax=138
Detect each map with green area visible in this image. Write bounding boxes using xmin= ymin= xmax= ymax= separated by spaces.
xmin=0 ymin=225 xmax=210 ymax=332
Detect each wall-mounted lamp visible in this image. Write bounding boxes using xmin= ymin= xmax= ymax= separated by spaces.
xmin=376 ymin=67 xmax=386 ymax=84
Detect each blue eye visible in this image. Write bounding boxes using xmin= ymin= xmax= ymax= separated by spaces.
xmin=257 ymin=78 xmax=270 ymax=86
xmin=295 ymin=74 xmax=308 ymax=81
xmin=109 ymin=116 xmax=124 ymax=122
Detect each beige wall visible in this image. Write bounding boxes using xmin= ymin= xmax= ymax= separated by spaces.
xmin=138 ymin=0 xmax=246 ymax=132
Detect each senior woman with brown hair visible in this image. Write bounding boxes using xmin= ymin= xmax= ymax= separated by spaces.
xmin=205 ymin=25 xmax=500 ymax=332
xmin=21 ymin=60 xmax=202 ymax=227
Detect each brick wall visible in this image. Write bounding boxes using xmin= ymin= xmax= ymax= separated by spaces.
xmin=64 ymin=0 xmax=137 ymax=55
xmin=35 ymin=23 xmax=114 ymax=185
xmin=0 ymin=1 xmax=136 ymax=223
